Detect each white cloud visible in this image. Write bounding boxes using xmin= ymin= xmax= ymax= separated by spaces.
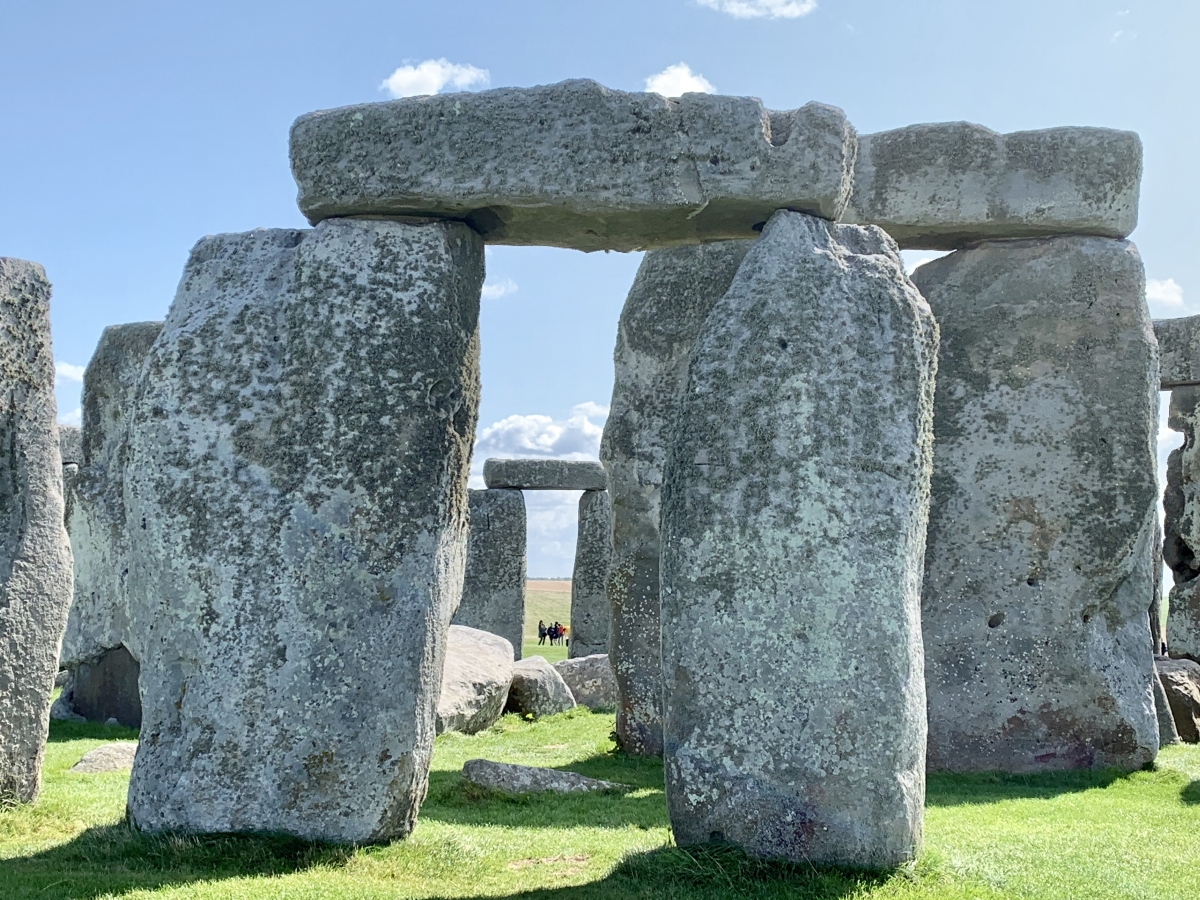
xmin=900 ymin=251 xmax=949 ymax=276
xmin=54 ymin=361 xmax=84 ymax=386
xmin=474 ymin=403 xmax=607 ymax=463
xmin=380 ymin=59 xmax=489 ymax=99
xmin=645 ymin=63 xmax=716 ymax=97
xmin=1147 ymin=278 xmax=1184 ymax=312
xmin=481 ymin=277 xmax=518 ymax=300
xmin=58 ymin=407 xmax=81 ymax=427
xmin=696 ymin=0 xmax=817 ymax=19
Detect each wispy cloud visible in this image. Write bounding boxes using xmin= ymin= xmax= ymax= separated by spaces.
xmin=481 ymin=277 xmax=518 ymax=300
xmin=645 ymin=63 xmax=716 ymax=97
xmin=696 ymin=0 xmax=817 ymax=19
xmin=54 ymin=361 xmax=84 ymax=386
xmin=380 ymin=59 xmax=489 ymax=99
xmin=1147 ymin=278 xmax=1185 ymax=315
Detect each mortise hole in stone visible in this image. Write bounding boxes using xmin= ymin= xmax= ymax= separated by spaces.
xmin=1081 ymin=612 xmax=1092 ymax=624
xmin=1026 ymin=577 xmax=1039 ymax=587
xmin=988 ymin=612 xmax=1005 ymax=628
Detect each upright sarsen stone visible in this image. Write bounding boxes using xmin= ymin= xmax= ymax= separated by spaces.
xmin=914 ymin=236 xmax=1159 ymax=772
xmin=569 ymin=489 xmax=611 ymax=659
xmin=124 ymin=220 xmax=482 ymax=843
xmin=1164 ymin=387 xmax=1200 ymax=659
xmin=0 ymin=259 xmax=74 ymax=803
xmin=661 ymin=212 xmax=936 ymax=867
xmin=601 ymin=240 xmax=752 ymax=755
xmin=453 ymin=489 xmax=526 ymax=659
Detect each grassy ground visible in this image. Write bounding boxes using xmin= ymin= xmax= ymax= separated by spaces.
xmin=523 ymin=580 xmax=572 ymax=663
xmin=2 ymin=712 xmax=1199 ymax=899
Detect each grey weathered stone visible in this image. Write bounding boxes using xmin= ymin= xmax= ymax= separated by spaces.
xmin=70 ymin=741 xmax=137 ymax=774
xmin=437 ymin=625 xmax=514 ymax=736
xmin=1156 ymin=657 xmax=1200 ymax=743
xmin=914 ymin=236 xmax=1159 ymax=773
xmin=843 ymin=123 xmax=1141 ymax=250
xmin=505 ymin=656 xmax=576 ymax=718
xmin=1154 ymin=316 xmax=1200 ymax=389
xmin=290 ymin=79 xmax=857 ymax=252
xmin=1164 ymin=387 xmax=1200 ymax=661
xmin=57 ymin=645 xmax=141 ymax=728
xmin=58 ymin=425 xmax=82 ymax=465
xmin=660 ymin=211 xmax=936 ymax=867
xmin=569 ymin=490 xmax=611 ymax=658
xmin=602 ymin=240 xmax=753 ymax=757
xmin=453 ymin=489 xmax=526 ymax=659
xmin=123 ymin=220 xmax=482 ymax=844
xmin=0 ymin=259 xmax=74 ymax=804
xmin=60 ymin=322 xmax=162 ymax=674
xmin=462 ymin=758 xmax=628 ymax=794
xmin=1153 ymin=659 xmax=1182 ymax=746
xmin=554 ymin=654 xmax=616 ymax=710
xmin=483 ymin=458 xmax=607 ymax=491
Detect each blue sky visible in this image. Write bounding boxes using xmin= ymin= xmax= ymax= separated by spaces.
xmin=2 ymin=0 xmax=1196 ymax=574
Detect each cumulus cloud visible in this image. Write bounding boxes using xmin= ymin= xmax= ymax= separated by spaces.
xmin=696 ymin=0 xmax=817 ymax=19
xmin=58 ymin=407 xmax=81 ymax=427
xmin=481 ymin=277 xmax=518 ymax=300
xmin=1147 ymin=278 xmax=1185 ymax=313
xmin=645 ymin=63 xmax=716 ymax=97
xmin=54 ymin=361 xmax=84 ymax=386
xmin=380 ymin=58 xmax=489 ymax=99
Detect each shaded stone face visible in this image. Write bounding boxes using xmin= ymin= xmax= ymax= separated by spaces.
xmin=1154 ymin=316 xmax=1200 ymax=389
xmin=505 ymin=657 xmax=575 ymax=718
xmin=569 ymin=490 xmax=611 ymax=659
xmin=69 ymin=645 xmax=141 ymax=728
xmin=124 ymin=219 xmax=482 ymax=844
xmin=1165 ymin=387 xmax=1200 ymax=660
xmin=58 ymin=426 xmax=82 ymax=466
xmin=483 ymin=459 xmax=606 ymax=491
xmin=914 ymin=235 xmax=1159 ymax=773
xmin=0 ymin=258 xmax=74 ymax=804
xmin=660 ymin=211 xmax=936 ymax=868
xmin=601 ymin=239 xmax=753 ymax=757
xmin=453 ymin=489 xmax=526 ymax=659
xmin=844 ymin=123 xmax=1141 ymax=250
xmin=290 ymin=79 xmax=857 ymax=251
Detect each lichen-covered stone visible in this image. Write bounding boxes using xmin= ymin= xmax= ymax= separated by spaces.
xmin=601 ymin=240 xmax=753 ymax=757
xmin=70 ymin=741 xmax=137 ymax=774
xmin=0 ymin=258 xmax=74 ymax=804
xmin=1154 ymin=316 xmax=1200 ymax=389
xmin=58 ymin=425 xmax=82 ymax=465
xmin=290 ymin=79 xmax=857 ymax=251
xmin=554 ymin=654 xmax=616 ymax=710
xmin=505 ymin=656 xmax=575 ymax=718
xmin=437 ymin=625 xmax=513 ymax=735
xmin=914 ymin=236 xmax=1159 ymax=772
xmin=60 ymin=322 xmax=162 ymax=674
xmin=123 ymin=220 xmax=482 ymax=843
xmin=483 ymin=458 xmax=607 ymax=491
xmin=844 ymin=123 xmax=1141 ymax=250
xmin=1164 ymin=387 xmax=1200 ymax=660
xmin=569 ymin=490 xmax=611 ymax=658
xmin=453 ymin=489 xmax=526 ymax=658
xmin=1153 ymin=659 xmax=1182 ymax=746
xmin=660 ymin=211 xmax=936 ymax=867
xmin=462 ymin=758 xmax=628 ymax=794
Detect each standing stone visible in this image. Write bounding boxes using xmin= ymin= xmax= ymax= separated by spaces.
xmin=1164 ymin=387 xmax=1200 ymax=660
xmin=1154 ymin=315 xmax=1200 ymax=389
xmin=453 ymin=489 xmax=526 ymax=659
xmin=58 ymin=646 xmax=141 ymax=729
xmin=914 ymin=236 xmax=1159 ymax=772
xmin=1153 ymin=659 xmax=1182 ymax=746
xmin=601 ymin=240 xmax=753 ymax=756
xmin=124 ymin=220 xmax=482 ymax=843
xmin=58 ymin=425 xmax=82 ymax=466
xmin=0 ymin=259 xmax=74 ymax=804
xmin=569 ymin=490 xmax=611 ymax=658
xmin=660 ymin=211 xmax=937 ymax=867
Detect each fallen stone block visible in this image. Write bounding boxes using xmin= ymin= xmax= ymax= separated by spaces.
xmin=661 ymin=211 xmax=936 ymax=867
xmin=290 ymin=79 xmax=857 ymax=252
xmin=70 ymin=742 xmax=137 ymax=774
xmin=483 ymin=458 xmax=607 ymax=491
xmin=0 ymin=258 xmax=75 ymax=805
xmin=462 ymin=759 xmax=628 ymax=794
xmin=915 ymin=235 xmax=1159 ymax=772
xmin=554 ymin=655 xmax=616 ymax=710
xmin=844 ymin=123 xmax=1141 ymax=250
xmin=453 ymin=489 xmax=526 ymax=658
xmin=505 ymin=657 xmax=575 ymax=718
xmin=437 ymin=626 xmax=514 ymax=736
xmin=1154 ymin=316 xmax=1200 ymax=389
xmin=569 ymin=490 xmax=611 ymax=659
xmin=1157 ymin=658 xmax=1200 ymax=743
xmin=124 ymin=219 xmax=483 ymax=844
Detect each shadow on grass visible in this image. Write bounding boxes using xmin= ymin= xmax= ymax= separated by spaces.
xmin=0 ymin=820 xmax=348 ymax=900
xmin=1180 ymin=781 xmax=1200 ymax=804
xmin=927 ymin=767 xmax=1135 ymax=806
xmin=47 ymin=719 xmax=139 ymax=743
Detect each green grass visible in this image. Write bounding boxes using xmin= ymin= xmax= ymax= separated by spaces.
xmin=523 ymin=581 xmax=572 ymax=663
xmin=2 ymin=712 xmax=1200 ymax=899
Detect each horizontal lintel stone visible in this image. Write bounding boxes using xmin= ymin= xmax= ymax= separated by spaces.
xmin=482 ymin=458 xmax=607 ymax=491
xmin=1156 ymin=316 xmax=1200 ymax=389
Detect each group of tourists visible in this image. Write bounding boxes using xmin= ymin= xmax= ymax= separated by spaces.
xmin=537 ymin=619 xmax=568 ymax=646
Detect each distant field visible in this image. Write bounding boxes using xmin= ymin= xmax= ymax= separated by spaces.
xmin=524 ymin=579 xmax=571 ymax=662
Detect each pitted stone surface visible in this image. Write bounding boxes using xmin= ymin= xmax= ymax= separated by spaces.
xmin=290 ymin=79 xmax=857 ymax=251
xmin=1154 ymin=316 xmax=1200 ymax=389
xmin=60 ymin=322 xmax=162 ymax=674
xmin=505 ymin=657 xmax=575 ymax=718
xmin=1153 ymin=659 xmax=1182 ymax=746
xmin=462 ymin=759 xmax=628 ymax=794
xmin=70 ymin=741 xmax=137 ymax=774
xmin=660 ymin=211 xmax=936 ymax=867
xmin=844 ymin=123 xmax=1141 ymax=250
xmin=58 ymin=426 xmax=82 ymax=465
xmin=602 ymin=240 xmax=753 ymax=756
xmin=0 ymin=259 xmax=74 ymax=804
xmin=453 ymin=489 xmax=526 ymax=659
xmin=1156 ymin=657 xmax=1200 ymax=743
xmin=123 ymin=220 xmax=482 ymax=844
xmin=1163 ymin=387 xmax=1200 ymax=663
xmin=914 ymin=236 xmax=1159 ymax=773
xmin=554 ymin=654 xmax=616 ymax=710
xmin=569 ymin=490 xmax=611 ymax=659
xmin=437 ymin=626 xmax=513 ymax=736
xmin=483 ymin=458 xmax=607 ymax=491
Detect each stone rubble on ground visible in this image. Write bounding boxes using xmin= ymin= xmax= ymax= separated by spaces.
xmin=553 ymin=654 xmax=617 ymax=710
xmin=437 ymin=626 xmax=514 ymax=736
xmin=69 ymin=742 xmax=138 ymax=774
xmin=461 ymin=758 xmax=629 ymax=794
xmin=505 ymin=657 xmax=576 ymax=718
